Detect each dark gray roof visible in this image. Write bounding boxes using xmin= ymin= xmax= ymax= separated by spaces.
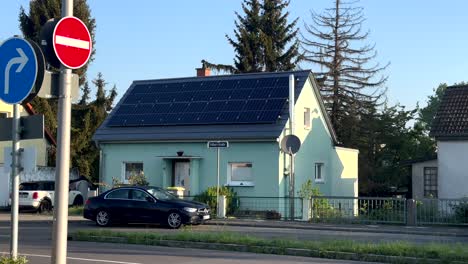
xmin=430 ymin=85 xmax=468 ymax=140
xmin=93 ymin=70 xmax=338 ymax=143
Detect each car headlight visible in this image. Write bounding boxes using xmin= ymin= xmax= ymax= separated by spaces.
xmin=183 ymin=207 xmax=197 ymax=213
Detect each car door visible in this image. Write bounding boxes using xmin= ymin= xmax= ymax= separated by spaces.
xmin=103 ymin=188 xmax=132 ymax=222
xmin=129 ymin=189 xmax=161 ymax=223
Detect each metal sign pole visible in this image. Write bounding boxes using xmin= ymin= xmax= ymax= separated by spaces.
xmin=289 ymin=150 xmax=295 ymax=221
xmin=10 ymin=103 xmax=20 ymax=259
xmin=216 ymin=147 xmax=220 ymax=216
xmin=51 ymin=1 xmax=73 ymax=263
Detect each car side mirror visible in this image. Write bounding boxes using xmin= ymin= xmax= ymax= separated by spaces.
xmin=146 ymin=196 xmax=155 ymax=203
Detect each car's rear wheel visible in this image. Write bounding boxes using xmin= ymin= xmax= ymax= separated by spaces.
xmin=72 ymin=195 xmax=84 ymax=206
xmin=38 ymin=200 xmax=52 ymax=214
xmin=96 ymin=210 xmax=111 ymax=227
xmin=167 ymin=211 xmax=183 ymax=229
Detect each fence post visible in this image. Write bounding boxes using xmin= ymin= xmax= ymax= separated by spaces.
xmin=406 ymin=199 xmax=417 ymax=226
xmin=301 ymin=198 xmax=311 ymax=221
xmin=217 ymin=195 xmax=226 ymax=218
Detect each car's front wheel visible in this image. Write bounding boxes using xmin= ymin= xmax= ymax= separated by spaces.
xmin=167 ymin=211 xmax=183 ymax=229
xmin=96 ymin=210 xmax=111 ymax=227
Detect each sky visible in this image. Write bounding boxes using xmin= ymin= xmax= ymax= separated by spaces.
xmin=1 ymin=0 xmax=468 ymax=111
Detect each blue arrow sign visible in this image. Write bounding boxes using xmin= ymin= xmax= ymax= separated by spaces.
xmin=0 ymin=37 xmax=38 ymax=104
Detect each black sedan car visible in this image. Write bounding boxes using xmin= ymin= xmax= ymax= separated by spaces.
xmin=83 ymin=186 xmax=210 ymax=228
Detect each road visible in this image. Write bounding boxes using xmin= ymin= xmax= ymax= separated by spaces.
xmin=0 ymin=218 xmax=376 ymax=264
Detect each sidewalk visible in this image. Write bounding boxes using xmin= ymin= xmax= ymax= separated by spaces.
xmin=1 ymin=212 xmax=467 ymax=237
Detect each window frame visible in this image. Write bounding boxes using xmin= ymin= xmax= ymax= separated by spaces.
xmin=314 ymin=162 xmax=325 ymax=183
xmin=423 ymin=167 xmax=438 ymax=198
xmin=104 ymin=188 xmax=132 ymax=200
xmin=304 ymin=107 xmax=311 ymax=129
xmin=121 ymin=161 xmax=144 ymax=183
xmin=227 ymin=162 xmax=254 ymax=187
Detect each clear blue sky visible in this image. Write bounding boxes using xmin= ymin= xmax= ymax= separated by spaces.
xmin=1 ymin=0 xmax=468 ymax=110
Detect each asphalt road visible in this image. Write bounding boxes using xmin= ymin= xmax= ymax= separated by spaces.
xmin=0 ymin=221 xmax=371 ymax=264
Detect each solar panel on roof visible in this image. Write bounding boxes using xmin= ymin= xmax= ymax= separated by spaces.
xmin=108 ymin=72 xmax=309 ymax=127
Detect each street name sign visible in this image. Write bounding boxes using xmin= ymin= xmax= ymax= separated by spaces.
xmin=53 ymin=16 xmax=92 ymax=69
xmin=0 ymin=37 xmax=41 ymax=104
xmin=208 ymin=141 xmax=229 ymax=148
xmin=0 ymin=115 xmax=45 ymax=141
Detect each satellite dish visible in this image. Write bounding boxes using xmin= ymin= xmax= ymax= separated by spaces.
xmin=280 ymin=135 xmax=301 ymax=154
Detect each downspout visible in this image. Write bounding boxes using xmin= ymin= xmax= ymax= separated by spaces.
xmin=289 ymin=74 xmax=295 ymax=134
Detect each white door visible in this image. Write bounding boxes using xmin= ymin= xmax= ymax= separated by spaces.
xmin=174 ymin=162 xmax=190 ymax=193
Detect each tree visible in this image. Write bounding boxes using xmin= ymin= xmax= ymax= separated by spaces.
xmin=301 ymin=0 xmax=389 ymax=145
xmin=71 ymin=73 xmax=117 ymax=181
xmin=203 ymin=0 xmax=301 ymax=73
xmin=417 ymin=83 xmax=447 ymax=133
xmin=19 ymin=0 xmax=96 ymax=86
xmin=79 ymin=81 xmax=91 ymax=106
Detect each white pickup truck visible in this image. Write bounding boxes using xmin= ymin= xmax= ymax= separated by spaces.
xmin=14 ymin=181 xmax=84 ymax=213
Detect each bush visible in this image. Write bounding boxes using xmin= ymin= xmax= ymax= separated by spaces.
xmin=452 ymin=201 xmax=468 ymax=223
xmin=297 ymin=180 xmax=339 ymax=221
xmin=0 ymin=256 xmax=28 ymax=264
xmin=194 ymin=186 xmax=239 ymax=215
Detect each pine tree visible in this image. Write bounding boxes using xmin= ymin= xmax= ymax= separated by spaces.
xmin=203 ymin=0 xmax=301 ymax=73
xmin=19 ymin=0 xmax=96 ymax=86
xmin=301 ymin=0 xmax=389 ymax=145
xmin=260 ymin=0 xmax=300 ymax=71
xmin=79 ymin=82 xmax=91 ymax=106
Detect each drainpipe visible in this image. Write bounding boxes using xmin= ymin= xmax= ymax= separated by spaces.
xmin=289 ymin=74 xmax=295 ymax=134
xmin=288 ymin=74 xmax=295 ymax=220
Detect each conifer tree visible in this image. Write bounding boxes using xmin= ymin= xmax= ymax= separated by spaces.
xmin=204 ymin=0 xmax=301 ymax=73
xmin=301 ymin=0 xmax=389 ymax=145
xmin=79 ymin=82 xmax=91 ymax=106
xmin=19 ymin=0 xmax=96 ymax=85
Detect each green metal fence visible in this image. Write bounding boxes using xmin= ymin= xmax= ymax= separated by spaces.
xmin=182 ymin=194 xmax=468 ymax=226
xmin=308 ymin=196 xmax=407 ymax=224
xmin=416 ymin=198 xmax=468 ymax=226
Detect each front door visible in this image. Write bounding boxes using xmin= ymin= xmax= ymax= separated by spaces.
xmin=174 ymin=161 xmax=190 ymax=195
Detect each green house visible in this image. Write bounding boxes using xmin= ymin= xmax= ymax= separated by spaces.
xmin=93 ymin=70 xmax=358 ymax=201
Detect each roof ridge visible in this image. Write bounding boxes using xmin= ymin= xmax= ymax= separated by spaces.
xmin=133 ymin=70 xmax=312 ymax=84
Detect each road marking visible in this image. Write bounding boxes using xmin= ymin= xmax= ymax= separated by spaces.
xmin=0 ymin=252 xmax=143 ymax=264
xmin=55 ymin=35 xmax=90 ymax=50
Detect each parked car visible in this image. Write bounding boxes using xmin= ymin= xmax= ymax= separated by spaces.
xmin=13 ymin=181 xmax=84 ymax=213
xmin=83 ymin=186 xmax=211 ymax=228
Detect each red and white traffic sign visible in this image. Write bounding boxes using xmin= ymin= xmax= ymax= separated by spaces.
xmin=53 ymin=16 xmax=92 ymax=69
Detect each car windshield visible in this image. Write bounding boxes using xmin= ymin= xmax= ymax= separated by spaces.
xmin=146 ymin=188 xmax=177 ymax=201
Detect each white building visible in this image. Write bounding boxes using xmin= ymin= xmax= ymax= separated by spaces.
xmin=412 ymin=85 xmax=468 ymax=199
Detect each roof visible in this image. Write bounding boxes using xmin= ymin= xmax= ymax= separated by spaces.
xmin=93 ymin=70 xmax=338 ymax=144
xmin=430 ymin=85 xmax=468 ymax=140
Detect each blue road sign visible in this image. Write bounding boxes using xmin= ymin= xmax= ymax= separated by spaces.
xmin=0 ymin=37 xmax=38 ymax=104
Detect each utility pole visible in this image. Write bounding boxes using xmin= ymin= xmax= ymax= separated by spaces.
xmin=10 ymin=104 xmax=20 ymax=259
xmin=51 ymin=0 xmax=73 ymax=263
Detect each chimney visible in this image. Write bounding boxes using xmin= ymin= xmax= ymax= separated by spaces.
xmin=196 ymin=61 xmax=211 ymax=77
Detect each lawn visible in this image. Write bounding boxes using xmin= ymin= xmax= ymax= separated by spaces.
xmin=72 ymin=229 xmax=468 ymax=263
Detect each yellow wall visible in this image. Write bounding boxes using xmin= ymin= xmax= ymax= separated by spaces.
xmin=0 ymin=102 xmax=49 ymax=166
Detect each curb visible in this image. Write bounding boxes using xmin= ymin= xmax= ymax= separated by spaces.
xmin=206 ymin=220 xmax=468 ymax=237
xmin=69 ymin=235 xmax=467 ymax=264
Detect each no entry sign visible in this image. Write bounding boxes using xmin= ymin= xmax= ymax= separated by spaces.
xmin=53 ymin=16 xmax=92 ymax=69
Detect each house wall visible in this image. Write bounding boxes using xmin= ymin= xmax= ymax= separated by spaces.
xmin=411 ymin=159 xmax=437 ymax=199
xmin=100 ymin=141 xmax=280 ymax=197
xmin=0 ymin=103 xmax=48 ymax=167
xmin=278 ymin=77 xmax=358 ymax=198
xmin=438 ymin=141 xmax=468 ymax=199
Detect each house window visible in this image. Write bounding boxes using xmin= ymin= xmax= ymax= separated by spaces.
xmin=228 ymin=162 xmax=253 ymax=186
xmin=123 ymin=162 xmax=144 ymax=183
xmin=304 ymin=107 xmax=311 ymax=128
xmin=315 ymin=163 xmax=324 ymax=183
xmin=0 ymin=112 xmax=8 ymax=118
xmin=423 ymin=167 xmax=437 ymax=198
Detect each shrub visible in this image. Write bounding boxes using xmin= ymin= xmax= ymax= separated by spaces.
xmin=452 ymin=201 xmax=468 ymax=223
xmin=0 ymin=256 xmax=28 ymax=264
xmin=298 ymin=180 xmax=339 ymax=221
xmin=194 ymin=186 xmax=239 ymax=215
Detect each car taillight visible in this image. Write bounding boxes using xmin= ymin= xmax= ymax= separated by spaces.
xmin=32 ymin=192 xmax=39 ymax=199
xmin=85 ymin=199 xmax=91 ymax=205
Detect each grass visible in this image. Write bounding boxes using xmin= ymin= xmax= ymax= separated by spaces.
xmin=0 ymin=256 xmax=28 ymax=264
xmin=68 ymin=206 xmax=83 ymax=216
xmin=73 ymin=229 xmax=468 ymax=263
